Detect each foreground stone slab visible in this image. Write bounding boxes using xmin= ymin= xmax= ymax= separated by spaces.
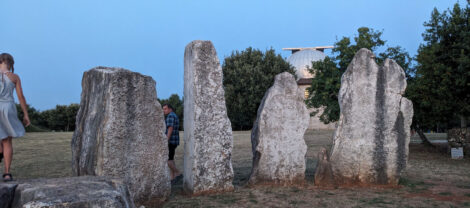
xmin=11 ymin=176 xmax=135 ymax=208
xmin=72 ymin=67 xmax=170 ymax=205
xmin=183 ymin=40 xmax=234 ymax=194
xmin=249 ymin=72 xmax=309 ymax=185
xmin=0 ymin=183 xmax=17 ymax=208
xmin=318 ymin=48 xmax=413 ymax=186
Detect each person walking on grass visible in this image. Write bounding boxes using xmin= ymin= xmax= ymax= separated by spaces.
xmin=163 ymin=104 xmax=182 ymax=184
xmin=0 ymin=53 xmax=30 ymax=182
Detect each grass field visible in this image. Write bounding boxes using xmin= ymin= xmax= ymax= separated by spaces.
xmin=2 ymin=130 xmax=470 ymax=207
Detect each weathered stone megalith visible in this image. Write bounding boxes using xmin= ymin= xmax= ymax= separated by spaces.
xmin=183 ymin=40 xmax=234 ymax=194
xmin=72 ymin=67 xmax=170 ymax=206
xmin=316 ymin=48 xmax=413 ymax=186
xmin=11 ymin=176 xmax=135 ymax=208
xmin=249 ymin=72 xmax=309 ymax=185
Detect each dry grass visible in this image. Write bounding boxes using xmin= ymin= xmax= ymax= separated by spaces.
xmin=2 ymin=132 xmax=73 ymax=179
xmin=2 ymin=130 xmax=470 ymax=207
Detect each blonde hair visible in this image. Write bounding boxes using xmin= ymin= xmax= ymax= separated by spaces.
xmin=0 ymin=53 xmax=14 ymax=73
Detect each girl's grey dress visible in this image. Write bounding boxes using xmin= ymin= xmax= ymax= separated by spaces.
xmin=0 ymin=72 xmax=25 ymax=140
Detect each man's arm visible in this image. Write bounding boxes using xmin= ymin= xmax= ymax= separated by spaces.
xmin=167 ymin=126 xmax=173 ymax=140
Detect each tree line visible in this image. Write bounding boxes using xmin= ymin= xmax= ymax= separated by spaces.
xmin=17 ymin=104 xmax=79 ymax=132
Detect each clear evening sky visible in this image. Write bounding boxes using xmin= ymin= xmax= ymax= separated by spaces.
xmin=0 ymin=0 xmax=463 ymax=110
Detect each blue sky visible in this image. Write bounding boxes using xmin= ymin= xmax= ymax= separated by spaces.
xmin=0 ymin=0 xmax=463 ymax=110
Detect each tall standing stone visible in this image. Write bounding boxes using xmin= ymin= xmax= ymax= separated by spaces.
xmin=183 ymin=40 xmax=234 ymax=194
xmin=317 ymin=48 xmax=413 ymax=186
xmin=249 ymin=72 xmax=309 ymax=185
xmin=72 ymin=67 xmax=170 ymax=206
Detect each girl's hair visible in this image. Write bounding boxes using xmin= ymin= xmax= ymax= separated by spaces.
xmin=0 ymin=53 xmax=14 ymax=73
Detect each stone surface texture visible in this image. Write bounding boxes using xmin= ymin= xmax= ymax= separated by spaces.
xmin=0 ymin=183 xmax=17 ymax=208
xmin=71 ymin=67 xmax=170 ymax=205
xmin=183 ymin=40 xmax=234 ymax=194
xmin=314 ymin=147 xmax=336 ymax=187
xmin=325 ymin=48 xmax=413 ymax=186
xmin=249 ymin=72 xmax=309 ymax=185
xmin=11 ymin=176 xmax=135 ymax=208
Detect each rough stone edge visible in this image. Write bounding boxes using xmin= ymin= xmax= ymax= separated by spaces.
xmin=0 ymin=183 xmax=17 ymax=208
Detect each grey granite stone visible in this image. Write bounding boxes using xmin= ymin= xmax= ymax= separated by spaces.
xmin=183 ymin=40 xmax=234 ymax=195
xmin=249 ymin=72 xmax=309 ymax=185
xmin=314 ymin=147 xmax=336 ymax=188
xmin=0 ymin=183 xmax=17 ymax=208
xmin=72 ymin=67 xmax=170 ymax=205
xmin=318 ymin=48 xmax=413 ymax=186
xmin=11 ymin=176 xmax=134 ymax=208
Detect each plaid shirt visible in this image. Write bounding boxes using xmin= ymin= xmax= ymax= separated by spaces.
xmin=165 ymin=112 xmax=180 ymax=145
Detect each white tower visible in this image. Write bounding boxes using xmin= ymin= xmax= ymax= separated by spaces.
xmin=283 ymin=46 xmax=336 ymax=130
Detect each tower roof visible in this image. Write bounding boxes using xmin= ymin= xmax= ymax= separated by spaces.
xmin=286 ymin=49 xmax=327 ymax=79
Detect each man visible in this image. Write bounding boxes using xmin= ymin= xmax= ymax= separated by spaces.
xmin=163 ymin=104 xmax=182 ymax=184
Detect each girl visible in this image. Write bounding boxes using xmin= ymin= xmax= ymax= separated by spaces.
xmin=0 ymin=53 xmax=30 ymax=182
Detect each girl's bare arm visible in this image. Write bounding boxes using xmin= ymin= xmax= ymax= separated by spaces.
xmin=14 ymin=74 xmax=30 ymax=127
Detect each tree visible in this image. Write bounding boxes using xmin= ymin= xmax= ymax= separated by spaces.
xmin=65 ymin=104 xmax=79 ymax=131
xmin=16 ymin=104 xmax=47 ymax=131
xmin=409 ymin=1 xmax=470 ymax=131
xmin=223 ymin=47 xmax=296 ymax=130
xmin=16 ymin=103 xmax=80 ymax=132
xmin=36 ymin=104 xmax=80 ymax=131
xmin=306 ymin=27 xmax=412 ymax=123
xmin=158 ymin=94 xmax=184 ymax=131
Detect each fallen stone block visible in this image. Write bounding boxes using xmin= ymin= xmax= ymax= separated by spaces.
xmin=11 ymin=176 xmax=135 ymax=208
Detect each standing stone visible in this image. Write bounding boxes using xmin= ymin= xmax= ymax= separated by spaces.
xmin=320 ymin=48 xmax=413 ymax=186
xmin=314 ymin=147 xmax=336 ymax=188
xmin=249 ymin=72 xmax=309 ymax=185
xmin=72 ymin=67 xmax=170 ymax=206
xmin=11 ymin=176 xmax=135 ymax=208
xmin=183 ymin=40 xmax=234 ymax=194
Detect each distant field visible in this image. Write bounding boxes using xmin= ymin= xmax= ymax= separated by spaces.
xmin=3 ymin=131 xmax=470 ymax=207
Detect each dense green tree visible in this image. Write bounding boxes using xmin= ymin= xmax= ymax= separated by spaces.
xmin=16 ymin=103 xmax=80 ymax=132
xmin=158 ymin=94 xmax=184 ymax=130
xmin=16 ymin=104 xmax=47 ymax=131
xmin=409 ymin=1 xmax=470 ymax=131
xmin=65 ymin=104 xmax=79 ymax=131
xmin=39 ymin=104 xmax=80 ymax=131
xmin=223 ymin=47 xmax=296 ymax=130
xmin=306 ymin=27 xmax=412 ymax=123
